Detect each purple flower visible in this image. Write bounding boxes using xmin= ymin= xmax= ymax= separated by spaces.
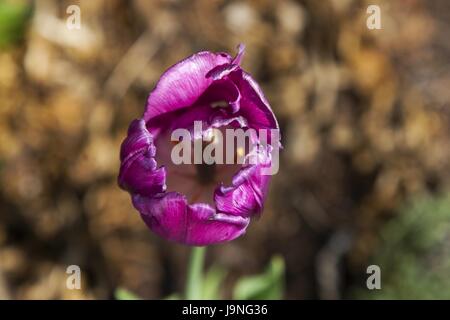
xmin=118 ymin=44 xmax=280 ymax=246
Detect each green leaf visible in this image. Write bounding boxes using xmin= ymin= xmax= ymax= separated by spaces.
xmin=0 ymin=0 xmax=32 ymax=48
xmin=233 ymin=255 xmax=285 ymax=300
xmin=164 ymin=293 xmax=181 ymax=300
xmin=202 ymin=265 xmax=227 ymax=300
xmin=115 ymin=288 xmax=141 ymax=300
xmin=353 ymin=193 xmax=450 ymax=299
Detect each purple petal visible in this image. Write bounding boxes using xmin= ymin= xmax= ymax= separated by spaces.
xmin=206 ymin=44 xmax=245 ymax=80
xmin=147 ymin=103 xmax=247 ymax=142
xmin=198 ymin=78 xmax=241 ymax=113
xmin=119 ymin=153 xmax=166 ymax=197
xmin=232 ymin=43 xmax=245 ymax=65
xmin=210 ymin=113 xmax=248 ymax=130
xmin=143 ymin=51 xmax=232 ymax=122
xmin=118 ymin=119 xmax=166 ymax=197
xmin=120 ymin=119 xmax=155 ymax=162
xmin=186 ymin=203 xmax=249 ymax=245
xmin=207 ymin=63 xmax=240 ymax=81
xmin=162 ymin=104 xmax=220 ymax=133
xmin=230 ymin=70 xmax=279 ymax=133
xmin=132 ymin=192 xmax=249 ymax=246
xmin=214 ymin=148 xmax=272 ymax=217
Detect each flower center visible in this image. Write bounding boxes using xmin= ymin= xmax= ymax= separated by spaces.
xmin=154 ymin=124 xmax=245 ymax=206
xmin=195 ymin=163 xmax=216 ymax=184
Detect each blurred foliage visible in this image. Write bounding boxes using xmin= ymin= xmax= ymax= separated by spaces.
xmin=233 ymin=256 xmax=285 ymax=300
xmin=116 ymin=255 xmax=285 ymax=300
xmin=201 ymin=265 xmax=228 ymax=300
xmin=355 ymin=193 xmax=450 ymax=299
xmin=0 ymin=0 xmax=32 ymax=48
xmin=115 ymin=288 xmax=141 ymax=300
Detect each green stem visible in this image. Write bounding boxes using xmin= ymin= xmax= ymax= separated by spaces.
xmin=185 ymin=246 xmax=206 ymax=300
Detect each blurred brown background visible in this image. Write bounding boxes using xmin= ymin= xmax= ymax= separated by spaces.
xmin=0 ymin=0 xmax=449 ymax=299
